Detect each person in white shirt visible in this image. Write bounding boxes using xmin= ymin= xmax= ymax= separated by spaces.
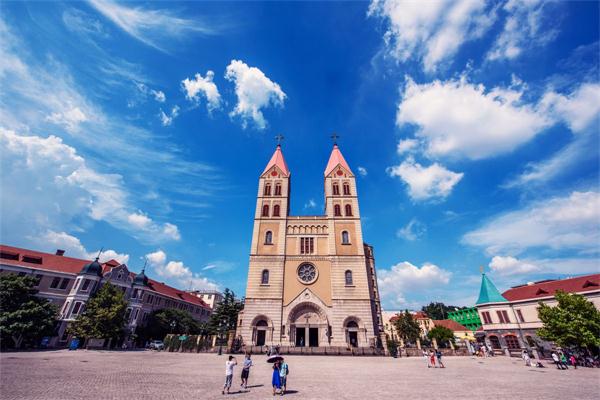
xmin=222 ymin=356 xmax=237 ymax=395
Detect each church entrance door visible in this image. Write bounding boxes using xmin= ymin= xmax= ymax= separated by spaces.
xmin=256 ymin=330 xmax=266 ymax=346
xmin=295 ymin=328 xmax=306 ymax=347
xmin=348 ymin=331 xmax=358 ymax=347
xmin=309 ymin=327 xmax=319 ymax=347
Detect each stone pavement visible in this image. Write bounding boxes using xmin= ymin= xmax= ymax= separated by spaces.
xmin=1 ymin=350 xmax=599 ymax=400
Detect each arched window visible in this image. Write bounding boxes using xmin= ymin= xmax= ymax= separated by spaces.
xmin=345 ymin=270 xmax=353 ymax=285
xmin=273 ymin=204 xmax=281 ymax=217
xmin=261 ymin=269 xmax=269 ymax=285
xmin=504 ymin=335 xmax=520 ymax=349
xmin=341 ymin=231 xmax=350 ymax=244
xmin=265 ymin=231 xmax=273 ymax=244
xmin=332 ymin=183 xmax=340 ymax=195
xmin=345 ymin=204 xmax=353 ymax=216
xmin=343 ymin=183 xmax=350 ymax=195
xmin=275 ymin=183 xmax=282 ymax=196
xmin=334 ymin=204 xmax=341 ymax=216
xmin=346 ymin=320 xmax=358 ymax=328
xmin=264 ymin=184 xmax=271 ymax=196
xmin=488 ymin=335 xmax=501 ymax=349
xmin=262 ymin=204 xmax=269 ymax=217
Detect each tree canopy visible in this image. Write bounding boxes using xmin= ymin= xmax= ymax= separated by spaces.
xmin=421 ymin=302 xmax=463 ymax=320
xmin=138 ymin=308 xmax=204 ymax=342
xmin=392 ymin=310 xmax=421 ymax=346
xmin=68 ymin=283 xmax=127 ymax=341
xmin=537 ymin=290 xmax=600 ymax=350
xmin=208 ymin=288 xmax=244 ymax=334
xmin=0 ymin=274 xmax=57 ymax=349
xmin=427 ymin=326 xmax=455 ymax=347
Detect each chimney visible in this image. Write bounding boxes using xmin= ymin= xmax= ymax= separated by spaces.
xmin=56 ymin=249 xmax=65 ymax=256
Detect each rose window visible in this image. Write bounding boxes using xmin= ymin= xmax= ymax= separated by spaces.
xmin=297 ymin=263 xmax=317 ymax=283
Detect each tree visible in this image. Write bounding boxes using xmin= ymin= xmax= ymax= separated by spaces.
xmin=208 ymin=288 xmax=244 ymax=335
xmin=427 ymin=326 xmax=455 ymax=347
xmin=392 ymin=310 xmax=421 ymax=346
xmin=138 ymin=308 xmax=203 ymax=342
xmin=421 ymin=302 xmax=462 ymax=320
xmin=537 ymin=290 xmax=600 ymax=350
xmin=0 ymin=274 xmax=57 ymax=349
xmin=68 ymin=283 xmax=127 ymax=343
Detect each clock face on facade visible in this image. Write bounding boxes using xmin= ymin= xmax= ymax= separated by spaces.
xmin=297 ymin=263 xmax=317 ymax=284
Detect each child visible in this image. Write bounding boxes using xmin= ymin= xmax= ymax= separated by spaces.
xmin=222 ymin=356 xmax=237 ymax=395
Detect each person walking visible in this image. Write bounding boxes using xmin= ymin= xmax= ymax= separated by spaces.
xmin=436 ymin=349 xmax=445 ymax=368
xmin=272 ymin=360 xmax=282 ymax=395
xmin=423 ymin=349 xmax=431 ymax=368
xmin=429 ymin=350 xmax=437 ymax=368
xmin=569 ymin=354 xmax=577 ymax=369
xmin=559 ymin=352 xmax=569 ymax=369
xmin=522 ymin=350 xmax=531 ymax=367
xmin=222 ymin=356 xmax=237 ymax=395
xmin=551 ymin=352 xmax=564 ymax=370
xmin=279 ymin=357 xmax=289 ymax=396
xmin=240 ymin=354 xmax=253 ymax=390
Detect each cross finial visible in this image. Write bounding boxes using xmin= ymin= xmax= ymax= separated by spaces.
xmin=331 ymin=132 xmax=340 ymax=145
xmin=96 ymin=247 xmax=104 ymax=261
xmin=275 ymin=134 xmax=284 ymax=146
xmin=480 ymin=265 xmax=484 ymax=274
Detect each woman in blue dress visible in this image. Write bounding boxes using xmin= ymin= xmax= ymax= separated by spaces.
xmin=272 ymin=360 xmax=281 ymax=395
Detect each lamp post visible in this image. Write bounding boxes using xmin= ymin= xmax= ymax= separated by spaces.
xmin=170 ymin=320 xmax=176 ymax=334
xmin=218 ymin=318 xmax=226 ymax=356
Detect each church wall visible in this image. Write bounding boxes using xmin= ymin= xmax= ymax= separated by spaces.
xmin=282 ymin=259 xmax=332 ymax=306
xmin=333 ymin=222 xmax=360 ymax=255
xmin=246 ymin=257 xmax=284 ymax=299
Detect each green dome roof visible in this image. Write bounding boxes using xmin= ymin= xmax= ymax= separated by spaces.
xmin=80 ymin=257 xmax=103 ymax=276
xmin=476 ymin=273 xmax=508 ymax=305
xmin=133 ymin=269 xmax=148 ymax=286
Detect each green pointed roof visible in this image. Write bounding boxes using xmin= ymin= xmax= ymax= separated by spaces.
xmin=476 ymin=273 xmax=508 ymax=305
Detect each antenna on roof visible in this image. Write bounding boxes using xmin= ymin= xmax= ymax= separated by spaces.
xmin=142 ymin=258 xmax=147 ymax=273
xmin=96 ymin=247 xmax=104 ymax=261
xmin=275 ymin=133 xmax=284 ymax=146
xmin=331 ymin=132 xmax=340 ymax=145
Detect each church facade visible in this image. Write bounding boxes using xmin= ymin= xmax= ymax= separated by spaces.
xmin=238 ymin=143 xmax=385 ymax=349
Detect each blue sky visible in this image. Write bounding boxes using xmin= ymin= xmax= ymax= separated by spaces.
xmin=1 ymin=1 xmax=598 ymax=310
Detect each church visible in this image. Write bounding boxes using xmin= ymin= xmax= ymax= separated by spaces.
xmin=237 ymin=141 xmax=385 ymax=350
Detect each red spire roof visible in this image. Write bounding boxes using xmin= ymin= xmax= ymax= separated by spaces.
xmin=324 ymin=144 xmax=353 ymax=176
xmin=262 ymin=145 xmax=290 ymax=176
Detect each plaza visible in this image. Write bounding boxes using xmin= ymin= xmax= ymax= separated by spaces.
xmin=1 ymin=350 xmax=599 ymax=400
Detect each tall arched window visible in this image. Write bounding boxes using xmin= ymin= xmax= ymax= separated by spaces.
xmin=273 ymin=204 xmax=281 ymax=217
xmin=489 ymin=335 xmax=501 ymax=349
xmin=262 ymin=204 xmax=269 ymax=217
xmin=332 ymin=183 xmax=340 ymax=195
xmin=345 ymin=204 xmax=353 ymax=216
xmin=265 ymin=231 xmax=273 ymax=244
xmin=275 ymin=183 xmax=282 ymax=196
xmin=341 ymin=231 xmax=350 ymax=244
xmin=261 ymin=269 xmax=269 ymax=285
xmin=345 ymin=270 xmax=353 ymax=285
xmin=264 ymin=184 xmax=271 ymax=196
xmin=343 ymin=183 xmax=350 ymax=195
xmin=504 ymin=335 xmax=520 ymax=349
xmin=334 ymin=204 xmax=341 ymax=216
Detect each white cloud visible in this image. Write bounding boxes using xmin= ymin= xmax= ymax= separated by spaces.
xmin=487 ymin=0 xmax=558 ymax=61
xmin=396 ymin=138 xmax=419 ymax=155
xmin=463 ymin=191 xmax=600 ymax=255
xmin=378 ymin=261 xmax=452 ymax=308
xmin=46 ymin=107 xmax=88 ymax=132
xmin=397 ymin=218 xmax=426 ymax=241
xmin=489 ymin=255 xmax=539 ymax=276
xmin=357 ymin=166 xmax=368 ymax=177
xmin=62 ymin=8 xmax=109 ymax=38
xmin=40 ymin=230 xmax=129 ymax=264
xmin=225 ymin=60 xmax=286 ymax=129
xmin=368 ymin=0 xmax=496 ymax=72
xmin=539 ymin=82 xmax=600 ymax=133
xmin=397 ymin=76 xmax=551 ymax=160
xmin=152 ymin=90 xmax=166 ymax=103
xmin=88 ymin=0 xmax=217 ymax=52
xmin=303 ymin=199 xmax=317 ymax=209
xmin=162 ymin=223 xmax=181 ymax=241
xmin=181 ymin=70 xmax=221 ymax=112
xmin=387 ymin=157 xmax=463 ymax=201
xmin=159 ymin=105 xmax=179 ymax=126
xmin=128 ymin=212 xmax=152 ymax=229
xmin=134 ymin=82 xmax=166 ymax=103
xmin=146 ymin=250 xmax=218 ymax=291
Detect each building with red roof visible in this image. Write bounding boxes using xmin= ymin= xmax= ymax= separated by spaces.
xmin=0 ymin=244 xmax=212 ymax=348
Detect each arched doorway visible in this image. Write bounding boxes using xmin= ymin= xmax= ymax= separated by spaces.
xmin=346 ymin=321 xmax=359 ymax=347
xmin=287 ymin=303 xmax=328 ymax=347
xmin=251 ymin=316 xmax=271 ymax=346
xmin=504 ymin=335 xmax=520 ymax=349
xmin=488 ymin=335 xmax=501 ymax=349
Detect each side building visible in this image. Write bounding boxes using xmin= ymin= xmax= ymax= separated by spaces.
xmin=0 ymin=244 xmax=212 ymax=348
xmin=447 ymin=307 xmax=482 ymax=332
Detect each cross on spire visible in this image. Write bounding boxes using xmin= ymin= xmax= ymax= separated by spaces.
xmin=331 ymin=132 xmax=340 ymax=145
xmin=275 ymin=134 xmax=284 ymax=145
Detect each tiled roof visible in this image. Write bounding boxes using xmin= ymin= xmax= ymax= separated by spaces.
xmin=433 ymin=319 xmax=469 ymax=332
xmin=502 ymin=274 xmax=600 ymax=302
xmin=262 ymin=145 xmax=290 ymax=177
xmin=324 ymin=144 xmax=353 ymax=176
xmin=0 ymin=244 xmax=209 ymax=309
xmin=476 ymin=273 xmax=508 ymax=305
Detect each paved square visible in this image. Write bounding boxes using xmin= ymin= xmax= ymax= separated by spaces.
xmin=1 ymin=350 xmax=599 ymax=400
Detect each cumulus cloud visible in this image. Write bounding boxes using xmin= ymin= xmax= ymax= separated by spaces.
xmin=488 ymin=255 xmax=539 ymax=276
xmin=46 ymin=107 xmax=88 ymax=132
xmin=387 ymin=157 xmax=463 ymax=201
xmin=463 ymin=191 xmax=600 ymax=255
xmin=368 ymin=0 xmax=496 ymax=72
xmin=397 ymin=218 xmax=426 ymax=241
xmin=397 ymin=77 xmax=551 ymax=160
xmin=146 ymin=250 xmax=219 ymax=291
xmin=357 ymin=166 xmax=368 ymax=177
xmin=181 ymin=70 xmax=221 ymax=112
xmin=378 ymin=261 xmax=452 ymax=308
xmin=40 ymin=230 xmax=129 ymax=264
xmin=396 ymin=138 xmax=419 ymax=155
xmin=539 ymin=82 xmax=600 ymax=133
xmin=159 ymin=105 xmax=179 ymax=126
xmin=225 ymin=60 xmax=286 ymax=129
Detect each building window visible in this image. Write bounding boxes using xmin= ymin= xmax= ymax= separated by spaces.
xmin=125 ymin=308 xmax=132 ymax=321
xmin=61 ymin=301 xmax=71 ymax=317
xmin=345 ymin=204 xmax=353 ymax=216
xmin=516 ymin=309 xmax=525 ymax=323
xmin=300 ymin=237 xmax=314 ymax=254
xmin=81 ymin=279 xmax=91 ymax=291
xmin=265 ymin=231 xmax=273 ymax=244
xmin=341 ymin=231 xmax=350 ymax=244
xmin=345 ymin=270 xmax=353 ymax=285
xmin=273 ymin=204 xmax=280 ymax=217
xmin=262 ymin=204 xmax=269 ymax=217
xmin=497 ymin=310 xmax=510 ymax=323
xmin=275 ymin=184 xmax=282 ymax=196
xmin=489 ymin=335 xmax=501 ymax=349
xmin=117 ymin=271 xmax=123 ymax=280
xmin=59 ymin=278 xmax=70 ymax=290
xmin=71 ymin=302 xmax=82 ymax=316
xmin=504 ymin=335 xmax=520 ymax=349
xmin=334 ymin=204 xmax=341 ymax=216
xmin=261 ymin=269 xmax=269 ymax=285
xmin=343 ymin=183 xmax=350 ymax=195
xmin=264 ymin=184 xmax=271 ymax=196
xmin=133 ymin=309 xmax=139 ymax=321
xmin=33 ymin=274 xmax=43 ymax=287
xmin=333 ymin=183 xmax=340 ymax=195
xmin=50 ymin=277 xmax=61 ymax=289
xmin=132 ymin=289 xmax=139 ymax=299
xmin=481 ymin=311 xmax=492 ymax=324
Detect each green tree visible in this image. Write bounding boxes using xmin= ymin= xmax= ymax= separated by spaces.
xmin=68 ymin=283 xmax=127 ymax=343
xmin=421 ymin=302 xmax=462 ymax=320
xmin=393 ymin=310 xmax=421 ymax=346
xmin=427 ymin=326 xmax=455 ymax=347
xmin=537 ymin=290 xmax=600 ymax=350
xmin=0 ymin=274 xmax=57 ymax=349
xmin=208 ymin=288 xmax=244 ymax=335
xmin=138 ymin=308 xmax=202 ymax=342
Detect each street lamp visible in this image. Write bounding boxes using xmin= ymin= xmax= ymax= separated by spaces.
xmin=218 ymin=318 xmax=227 ymax=356
xmin=170 ymin=320 xmax=176 ymax=333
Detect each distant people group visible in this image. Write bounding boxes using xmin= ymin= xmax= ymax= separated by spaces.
xmin=222 ymin=352 xmax=290 ymax=396
xmin=423 ymin=349 xmax=445 ymax=368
